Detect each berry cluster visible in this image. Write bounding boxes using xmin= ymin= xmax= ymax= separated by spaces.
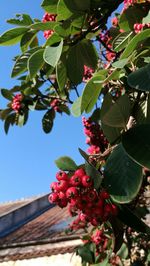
xmin=50 ymin=99 xmax=62 ymax=113
xmin=134 ymin=22 xmax=150 ymax=33
xmin=83 ymin=65 xmax=94 ymax=82
xmin=49 ymin=168 xmax=118 ymax=229
xmin=91 ymin=229 xmax=108 ymax=253
xmin=82 ymin=116 xmax=108 ymax=155
xmin=11 ymin=94 xmax=23 ymax=113
xmin=42 ymin=13 xmax=57 ymax=39
xmin=99 ymin=31 xmax=115 ymax=63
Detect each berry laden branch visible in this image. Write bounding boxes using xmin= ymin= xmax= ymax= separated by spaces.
xmin=67 ymin=0 xmax=124 ymax=46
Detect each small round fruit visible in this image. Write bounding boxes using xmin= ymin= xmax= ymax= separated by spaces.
xmin=82 ymin=175 xmax=93 ymax=187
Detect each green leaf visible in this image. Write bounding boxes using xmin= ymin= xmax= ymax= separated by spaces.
xmin=71 ymin=96 xmax=82 ymax=117
xmin=127 ymin=63 xmax=150 ymax=92
xmin=63 ymin=0 xmax=90 ymax=11
xmin=112 ymin=31 xmax=133 ymax=52
xmin=81 ymin=74 xmax=105 ymax=114
xmin=20 ymin=31 xmax=38 ymax=53
xmin=4 ymin=113 xmax=16 ymax=134
xmin=57 ymin=0 xmax=73 ymax=21
xmin=43 ymin=39 xmax=63 ymax=67
xmin=120 ymin=29 xmax=150 ymax=59
xmin=56 ymin=59 xmax=67 ymax=91
xmin=101 ymin=123 xmax=122 ymax=145
xmin=122 ymin=124 xmax=150 ymax=169
xmin=28 ymin=49 xmax=44 ymax=79
xmin=135 ymin=94 xmax=150 ymax=124
xmin=110 ymin=217 xmax=124 ymax=253
xmin=7 ymin=14 xmax=33 ymax=26
xmin=11 ymin=47 xmax=41 ymax=78
xmin=104 ymin=144 xmax=143 ymax=203
xmin=41 ymin=0 xmax=58 ymax=13
xmin=42 ymin=109 xmax=55 ymax=134
xmin=1 ymin=89 xmax=13 ymax=100
xmin=112 ymin=58 xmax=129 ymax=69
xmin=77 ymin=245 xmax=94 ymax=264
xmin=66 ymin=44 xmax=84 ymax=85
xmin=55 ymin=156 xmax=77 ymax=171
xmin=30 ymin=21 xmax=58 ymax=31
xmin=117 ymin=243 xmax=128 ymax=259
xmin=79 ymin=148 xmax=102 ymax=190
xmin=44 ymin=32 xmax=61 ymax=47
xmin=101 ymin=94 xmax=131 ymax=128
xmin=118 ymin=205 xmax=150 ymax=234
xmin=59 ymin=105 xmax=70 ymax=115
xmin=0 ymin=27 xmax=28 ymax=46
xmin=0 ymin=108 xmax=12 ymax=120
xmin=79 ymin=40 xmax=98 ymax=69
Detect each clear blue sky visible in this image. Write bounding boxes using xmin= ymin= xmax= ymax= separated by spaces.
xmin=0 ymin=1 xmax=87 ymax=202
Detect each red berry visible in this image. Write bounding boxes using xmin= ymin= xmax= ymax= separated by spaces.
xmin=50 ymin=181 xmax=58 ymax=192
xmin=100 ymin=190 xmax=110 ymax=200
xmin=56 ymin=171 xmax=69 ymax=181
xmin=79 ymin=213 xmax=88 ymax=223
xmin=57 ymin=180 xmax=69 ymax=192
xmin=58 ymin=199 xmax=68 ymax=208
xmin=91 ymin=218 xmax=99 ymax=226
xmin=58 ymin=191 xmax=67 ymax=201
xmin=75 ymin=168 xmax=85 ymax=177
xmin=70 ymin=174 xmax=82 ymax=186
xmin=111 ymin=204 xmax=118 ymax=216
xmin=66 ymin=187 xmax=78 ymax=199
xmin=82 ymin=175 xmax=93 ymax=187
xmin=87 ymin=189 xmax=97 ymax=201
xmin=48 ymin=192 xmax=59 ymax=203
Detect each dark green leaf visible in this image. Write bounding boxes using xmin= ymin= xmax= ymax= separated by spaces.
xmin=1 ymin=89 xmax=13 ymax=100
xmin=101 ymin=123 xmax=122 ymax=145
xmin=20 ymin=31 xmax=38 ymax=53
xmin=77 ymin=245 xmax=94 ymax=264
xmin=63 ymin=0 xmax=90 ymax=11
xmin=55 ymin=156 xmax=77 ymax=171
xmin=118 ymin=205 xmax=150 ymax=234
xmin=45 ymin=32 xmax=62 ymax=46
xmin=66 ymin=44 xmax=84 ymax=85
xmin=43 ymin=39 xmax=63 ymax=67
xmin=119 ymin=6 xmax=147 ymax=31
xmin=112 ymin=58 xmax=129 ymax=69
xmin=0 ymin=27 xmax=28 ymax=46
xmin=117 ymin=243 xmax=128 ymax=259
xmin=79 ymin=40 xmax=98 ymax=69
xmin=110 ymin=217 xmax=124 ymax=253
xmin=127 ymin=63 xmax=150 ymax=92
xmin=104 ymin=144 xmax=143 ymax=203
xmin=59 ymin=105 xmax=70 ymax=115
xmin=122 ymin=124 xmax=150 ymax=169
xmin=42 ymin=109 xmax=55 ymax=134
xmin=57 ymin=0 xmax=73 ymax=21
xmin=28 ymin=49 xmax=44 ymax=79
xmin=0 ymin=108 xmax=12 ymax=120
xmin=101 ymin=94 xmax=131 ymax=128
xmin=4 ymin=113 xmax=16 ymax=134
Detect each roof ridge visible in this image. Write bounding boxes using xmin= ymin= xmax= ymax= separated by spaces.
xmin=0 ymin=192 xmax=48 ymax=205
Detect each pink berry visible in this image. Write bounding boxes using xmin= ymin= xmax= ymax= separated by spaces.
xmin=70 ymin=174 xmax=82 ymax=186
xmin=82 ymin=175 xmax=93 ymax=187
xmin=56 ymin=171 xmax=69 ymax=181
xmin=66 ymin=187 xmax=78 ymax=199
xmin=75 ymin=168 xmax=86 ymax=177
xmin=48 ymin=192 xmax=59 ymax=203
xmin=58 ymin=199 xmax=68 ymax=208
xmin=57 ymin=180 xmax=69 ymax=192
xmin=50 ymin=181 xmax=58 ymax=192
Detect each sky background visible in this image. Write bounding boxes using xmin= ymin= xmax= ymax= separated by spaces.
xmin=0 ymin=0 xmax=87 ymax=202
